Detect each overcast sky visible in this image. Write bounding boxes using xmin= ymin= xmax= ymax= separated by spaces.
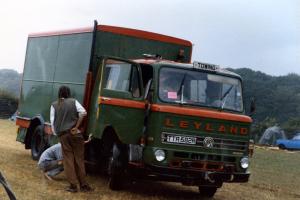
xmin=0 ymin=0 xmax=299 ymax=76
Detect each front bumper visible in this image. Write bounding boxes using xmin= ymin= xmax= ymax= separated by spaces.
xmin=128 ymin=163 xmax=250 ymax=186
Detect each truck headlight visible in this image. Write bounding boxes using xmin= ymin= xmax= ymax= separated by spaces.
xmin=154 ymin=149 xmax=166 ymax=161
xmin=240 ymin=157 xmax=249 ymax=169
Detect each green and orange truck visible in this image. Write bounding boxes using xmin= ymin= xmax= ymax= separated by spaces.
xmin=16 ymin=21 xmax=253 ymax=197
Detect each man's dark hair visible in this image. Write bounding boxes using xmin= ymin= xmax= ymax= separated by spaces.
xmin=58 ymin=86 xmax=71 ymax=99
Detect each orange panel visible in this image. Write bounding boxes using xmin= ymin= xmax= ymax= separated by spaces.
xmin=98 ymin=96 xmax=145 ymax=109
xmin=151 ymin=104 xmax=252 ymax=123
xmin=16 ymin=118 xmax=30 ymax=128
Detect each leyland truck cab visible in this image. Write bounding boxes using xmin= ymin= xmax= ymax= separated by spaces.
xmin=16 ymin=22 xmax=252 ymax=198
xmin=85 ymin=57 xmax=252 ymax=197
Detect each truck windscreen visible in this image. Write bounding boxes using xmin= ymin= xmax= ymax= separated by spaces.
xmin=159 ymin=67 xmax=243 ymax=112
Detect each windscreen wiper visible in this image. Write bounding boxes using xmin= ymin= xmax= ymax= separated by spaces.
xmin=177 ymin=73 xmax=187 ymax=104
xmin=220 ymin=85 xmax=233 ymax=109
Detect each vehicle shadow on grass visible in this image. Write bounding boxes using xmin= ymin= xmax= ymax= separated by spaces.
xmin=91 ymin=173 xmax=212 ymax=200
xmin=126 ymin=180 xmax=205 ymax=200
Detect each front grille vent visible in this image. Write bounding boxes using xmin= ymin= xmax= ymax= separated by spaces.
xmin=173 ymin=151 xmax=236 ymax=163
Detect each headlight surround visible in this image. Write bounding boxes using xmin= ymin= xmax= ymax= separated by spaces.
xmin=154 ymin=149 xmax=166 ymax=162
xmin=240 ymin=157 xmax=249 ymax=169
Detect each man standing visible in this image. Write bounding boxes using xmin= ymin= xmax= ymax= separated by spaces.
xmin=38 ymin=143 xmax=63 ymax=180
xmin=50 ymin=86 xmax=92 ymax=192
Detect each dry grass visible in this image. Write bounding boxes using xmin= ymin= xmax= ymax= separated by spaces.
xmin=0 ymin=119 xmax=300 ymax=200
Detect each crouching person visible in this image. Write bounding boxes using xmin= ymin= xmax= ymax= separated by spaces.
xmin=38 ymin=143 xmax=63 ymax=180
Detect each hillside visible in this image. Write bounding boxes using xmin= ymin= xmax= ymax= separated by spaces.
xmin=0 ymin=69 xmax=21 ymax=118
xmin=229 ymin=68 xmax=300 ymax=122
xmin=0 ymin=69 xmax=22 ymax=97
xmin=229 ymin=68 xmax=300 ymax=137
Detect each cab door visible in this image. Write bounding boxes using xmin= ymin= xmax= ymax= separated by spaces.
xmin=88 ymin=57 xmax=145 ymax=144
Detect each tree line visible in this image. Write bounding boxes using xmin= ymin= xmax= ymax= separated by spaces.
xmin=0 ymin=69 xmax=20 ymax=118
xmin=229 ymin=68 xmax=300 ymax=139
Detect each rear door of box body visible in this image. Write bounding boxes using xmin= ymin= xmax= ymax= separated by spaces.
xmin=19 ymin=32 xmax=93 ymax=122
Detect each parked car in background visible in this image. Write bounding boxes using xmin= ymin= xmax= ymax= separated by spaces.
xmin=276 ymin=134 xmax=300 ymax=150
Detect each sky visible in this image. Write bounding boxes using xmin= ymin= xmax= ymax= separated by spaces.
xmin=0 ymin=0 xmax=299 ymax=76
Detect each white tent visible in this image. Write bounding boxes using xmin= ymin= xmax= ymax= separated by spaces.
xmin=258 ymin=126 xmax=287 ymax=146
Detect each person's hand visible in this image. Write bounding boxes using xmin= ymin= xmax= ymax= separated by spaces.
xmin=84 ymin=134 xmax=93 ymax=144
xmin=71 ymin=127 xmax=78 ymax=135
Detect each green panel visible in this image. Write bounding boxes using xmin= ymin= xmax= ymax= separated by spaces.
xmin=147 ymin=112 xmax=250 ymax=148
xmin=93 ymin=89 xmax=144 ymax=144
xmin=93 ymin=31 xmax=191 ymax=73
xmin=19 ymin=32 xmax=92 ymax=122
xmin=54 ymin=33 xmax=92 ymax=83
xmin=19 ymin=80 xmax=53 ymax=121
xmin=143 ymin=111 xmax=251 ymax=172
xmin=97 ymin=104 xmax=144 ymax=144
xmin=23 ymin=37 xmax=59 ymax=81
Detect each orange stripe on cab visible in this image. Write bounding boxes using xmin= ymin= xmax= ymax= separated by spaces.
xmin=16 ymin=118 xmax=30 ymax=128
xmin=98 ymin=97 xmax=145 ymax=109
xmin=97 ymin=97 xmax=252 ymax=123
xmin=151 ymin=104 xmax=252 ymax=123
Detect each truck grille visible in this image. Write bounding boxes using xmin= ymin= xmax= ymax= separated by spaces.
xmin=172 ymin=151 xmax=237 ymax=172
xmin=161 ymin=132 xmax=248 ymax=152
xmin=174 ymin=152 xmax=236 ymax=163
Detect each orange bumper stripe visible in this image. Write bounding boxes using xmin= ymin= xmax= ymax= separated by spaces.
xmin=151 ymin=104 xmax=252 ymax=123
xmin=16 ymin=118 xmax=30 ymax=128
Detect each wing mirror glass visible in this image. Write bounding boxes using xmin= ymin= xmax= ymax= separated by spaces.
xmin=250 ymin=97 xmax=256 ymax=116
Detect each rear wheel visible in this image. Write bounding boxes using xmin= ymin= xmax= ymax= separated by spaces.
xmin=198 ymin=186 xmax=218 ymax=198
xmin=31 ymin=125 xmax=47 ymax=160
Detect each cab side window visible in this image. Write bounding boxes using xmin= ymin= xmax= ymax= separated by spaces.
xmin=104 ymin=59 xmax=141 ymax=98
xmin=131 ymin=66 xmax=141 ymax=98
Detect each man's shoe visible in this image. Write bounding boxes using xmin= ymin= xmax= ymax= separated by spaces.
xmin=65 ymin=184 xmax=78 ymax=193
xmin=80 ymin=184 xmax=94 ymax=192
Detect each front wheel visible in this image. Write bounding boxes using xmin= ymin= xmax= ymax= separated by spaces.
xmin=278 ymin=144 xmax=286 ymax=150
xmin=108 ymin=143 xmax=128 ymax=190
xmin=31 ymin=125 xmax=47 ymax=160
xmin=198 ymin=186 xmax=217 ymax=198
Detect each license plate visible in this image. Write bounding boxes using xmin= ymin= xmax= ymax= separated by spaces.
xmin=166 ymin=135 xmax=197 ymax=145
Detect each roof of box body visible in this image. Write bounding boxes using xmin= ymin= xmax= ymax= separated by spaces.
xmin=28 ymin=25 xmax=192 ymax=47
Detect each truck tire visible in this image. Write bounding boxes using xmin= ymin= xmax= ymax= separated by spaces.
xmin=108 ymin=142 xmax=127 ymax=190
xmin=31 ymin=125 xmax=46 ymax=160
xmin=278 ymin=144 xmax=286 ymax=150
xmin=198 ymin=186 xmax=217 ymax=198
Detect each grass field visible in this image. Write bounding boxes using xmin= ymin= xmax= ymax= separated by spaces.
xmin=0 ymin=119 xmax=300 ymax=200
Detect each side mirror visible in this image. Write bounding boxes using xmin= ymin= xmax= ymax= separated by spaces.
xmin=143 ymin=79 xmax=153 ymax=100
xmin=250 ymin=97 xmax=256 ymax=116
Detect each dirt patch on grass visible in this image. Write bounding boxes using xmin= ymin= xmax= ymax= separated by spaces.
xmin=1 ymin=120 xmax=300 ymax=199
